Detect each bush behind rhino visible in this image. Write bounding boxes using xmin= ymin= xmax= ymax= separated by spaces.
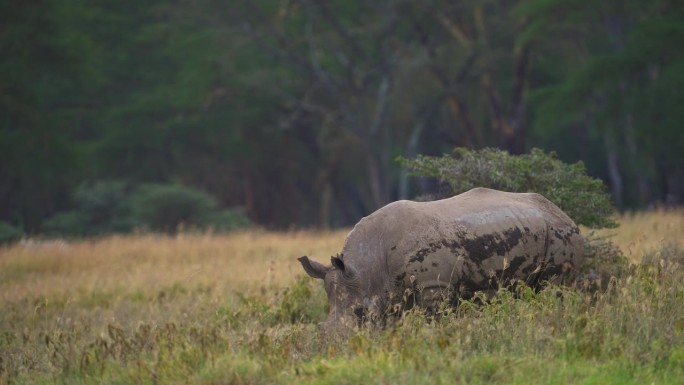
xmin=42 ymin=180 xmax=134 ymax=237
xmin=399 ymin=147 xmax=616 ymax=229
xmin=0 ymin=221 xmax=23 ymax=245
xmin=42 ymin=180 xmax=250 ymax=237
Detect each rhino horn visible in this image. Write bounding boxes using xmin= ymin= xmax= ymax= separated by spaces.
xmin=298 ymin=256 xmax=329 ymax=279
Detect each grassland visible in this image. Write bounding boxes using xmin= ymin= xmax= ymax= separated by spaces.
xmin=1 ymin=211 xmax=683 ymax=384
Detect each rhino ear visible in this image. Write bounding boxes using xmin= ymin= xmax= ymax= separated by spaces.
xmin=331 ymin=254 xmax=356 ymax=278
xmin=298 ymin=256 xmax=328 ymax=280
xmin=331 ymin=255 xmax=345 ymax=271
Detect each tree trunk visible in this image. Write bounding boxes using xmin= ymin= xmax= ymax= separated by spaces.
xmin=319 ymin=181 xmax=332 ymax=229
xmin=399 ymin=120 xmax=427 ymax=199
xmin=607 ymin=14 xmax=652 ymax=206
xmin=367 ymin=152 xmax=387 ymax=209
xmin=366 ymin=75 xmax=392 ymax=209
xmin=622 ymin=104 xmax=652 ymax=205
xmin=243 ymin=172 xmax=255 ymax=219
xmin=603 ymin=133 xmax=623 ymax=209
xmin=665 ymin=169 xmax=683 ymax=206
xmin=506 ymin=44 xmax=531 ymax=154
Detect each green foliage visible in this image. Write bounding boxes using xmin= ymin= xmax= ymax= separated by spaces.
xmin=42 ymin=212 xmax=88 ymax=237
xmin=42 ymin=180 xmax=134 ymax=237
xmin=223 ymin=277 xmax=328 ymax=327
xmin=400 ymin=147 xmax=617 ymax=228
xmin=0 ymin=0 xmax=102 ymax=231
xmin=1 ymin=0 xmax=683 ymax=230
xmin=0 ymin=221 xmax=23 ymax=245
xmin=43 ymin=181 xmax=250 ymax=236
xmin=520 ymin=0 xmax=684 ymax=207
xmin=130 ymin=183 xmax=218 ymax=233
xmin=271 ymin=276 xmax=328 ymax=324
xmin=205 ymin=209 xmax=253 ymax=232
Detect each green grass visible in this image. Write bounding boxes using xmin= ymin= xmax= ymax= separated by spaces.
xmin=3 ymin=266 xmax=683 ymax=384
xmin=1 ymin=224 xmax=684 ymax=384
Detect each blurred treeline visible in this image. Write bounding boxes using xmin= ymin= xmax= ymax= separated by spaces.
xmin=1 ymin=0 xmax=683 ymax=233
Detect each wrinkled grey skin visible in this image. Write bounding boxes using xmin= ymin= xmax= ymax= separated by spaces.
xmin=299 ymin=188 xmax=583 ymax=331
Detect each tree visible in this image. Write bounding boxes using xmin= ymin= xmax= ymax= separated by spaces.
xmin=1 ymin=0 xmax=682 ymax=232
xmin=517 ymin=0 xmax=684 ymax=207
xmin=233 ymin=0 xmax=548 ymax=219
xmin=400 ymin=147 xmax=617 ymax=228
xmin=0 ymin=0 xmax=102 ymax=231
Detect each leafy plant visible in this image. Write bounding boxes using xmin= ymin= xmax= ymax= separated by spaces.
xmin=42 ymin=212 xmax=88 ymax=237
xmin=271 ymin=277 xmax=328 ymax=324
xmin=129 ymin=183 xmax=218 ymax=233
xmin=399 ymin=147 xmax=617 ymax=228
xmin=42 ymin=181 xmax=251 ymax=236
xmin=42 ymin=180 xmax=135 ymax=237
xmin=0 ymin=221 xmax=23 ymax=245
xmin=129 ymin=183 xmax=250 ymax=233
xmin=206 ymin=208 xmax=252 ymax=232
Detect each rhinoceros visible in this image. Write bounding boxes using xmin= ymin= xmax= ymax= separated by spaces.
xmin=298 ymin=188 xmax=584 ymax=330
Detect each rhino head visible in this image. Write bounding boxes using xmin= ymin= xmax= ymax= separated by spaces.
xmin=298 ymin=254 xmax=364 ymax=331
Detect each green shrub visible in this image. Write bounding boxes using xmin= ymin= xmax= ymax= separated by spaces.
xmin=42 ymin=180 xmax=134 ymax=237
xmin=399 ymin=147 xmax=617 ymax=228
xmin=42 ymin=181 xmax=251 ymax=237
xmin=206 ymin=208 xmax=252 ymax=231
xmin=129 ymin=183 xmax=240 ymax=233
xmin=0 ymin=221 xmax=23 ymax=245
xmin=42 ymin=211 xmax=88 ymax=237
xmin=271 ymin=276 xmax=328 ymax=324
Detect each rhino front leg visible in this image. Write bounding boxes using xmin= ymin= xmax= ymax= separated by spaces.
xmin=416 ymin=281 xmax=456 ymax=313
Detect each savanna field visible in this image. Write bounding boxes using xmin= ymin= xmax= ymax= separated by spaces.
xmin=1 ymin=211 xmax=684 ymax=384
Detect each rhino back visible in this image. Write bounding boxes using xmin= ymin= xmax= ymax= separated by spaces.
xmin=342 ymin=188 xmax=582 ymax=302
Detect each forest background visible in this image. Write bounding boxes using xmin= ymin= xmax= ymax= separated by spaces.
xmin=2 ymin=0 xmax=683 ymax=234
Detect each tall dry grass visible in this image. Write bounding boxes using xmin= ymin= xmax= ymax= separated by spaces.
xmin=2 ymin=209 xmax=681 ymax=302
xmin=589 ymin=208 xmax=684 ymax=263
xmin=0 ymin=229 xmax=347 ymax=303
xmin=0 ymin=209 xmax=683 ymax=384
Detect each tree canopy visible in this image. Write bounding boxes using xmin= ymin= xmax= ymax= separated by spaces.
xmin=400 ymin=148 xmax=617 ymax=228
xmin=1 ymin=0 xmax=682 ymax=233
